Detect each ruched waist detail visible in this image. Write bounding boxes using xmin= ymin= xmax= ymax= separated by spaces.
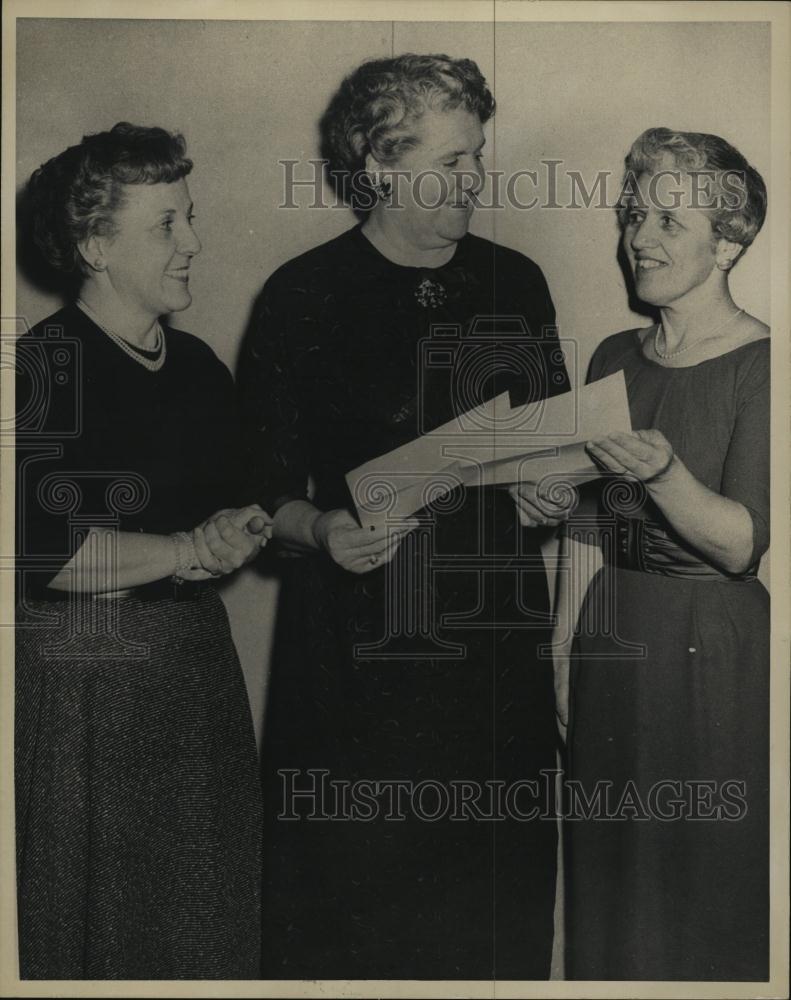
xmin=607 ymin=515 xmax=756 ymax=582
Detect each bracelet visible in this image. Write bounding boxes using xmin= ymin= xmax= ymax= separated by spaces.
xmin=171 ymin=530 xmax=198 ymax=578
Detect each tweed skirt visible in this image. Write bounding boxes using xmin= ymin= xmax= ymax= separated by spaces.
xmin=15 ymin=588 xmax=262 ymax=980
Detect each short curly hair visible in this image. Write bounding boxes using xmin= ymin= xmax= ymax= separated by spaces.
xmin=320 ymin=53 xmax=495 ymax=203
xmin=618 ymin=127 xmax=767 ymax=252
xmin=26 ymin=122 xmax=193 ymax=278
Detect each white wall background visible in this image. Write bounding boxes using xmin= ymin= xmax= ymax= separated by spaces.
xmin=16 ymin=18 xmax=771 ymax=739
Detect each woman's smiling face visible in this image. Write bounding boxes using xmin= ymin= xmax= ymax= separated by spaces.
xmin=98 ymin=178 xmax=201 ymax=319
xmin=622 ymin=170 xmax=721 ymax=308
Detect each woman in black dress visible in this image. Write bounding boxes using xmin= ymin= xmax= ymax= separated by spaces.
xmin=15 ymin=123 xmax=270 ymax=978
xmin=240 ymin=54 xmax=570 ymax=979
xmin=551 ymin=128 xmax=770 ymax=980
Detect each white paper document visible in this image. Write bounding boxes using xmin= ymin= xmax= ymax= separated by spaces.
xmin=346 ymin=370 xmax=632 ymax=529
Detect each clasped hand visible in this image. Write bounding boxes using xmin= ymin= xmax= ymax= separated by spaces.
xmin=181 ymin=505 xmax=273 ymax=580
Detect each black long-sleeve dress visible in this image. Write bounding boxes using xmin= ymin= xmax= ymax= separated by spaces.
xmin=15 ymin=304 xmax=263 ymax=979
xmin=239 ymin=223 xmax=570 ymax=980
xmin=565 ymin=330 xmax=770 ymax=981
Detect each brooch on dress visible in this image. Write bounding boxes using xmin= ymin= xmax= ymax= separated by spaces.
xmin=415 ymin=277 xmax=447 ymax=308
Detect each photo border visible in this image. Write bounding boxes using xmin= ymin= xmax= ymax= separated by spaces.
xmin=2 ymin=2 xmax=788 ymax=998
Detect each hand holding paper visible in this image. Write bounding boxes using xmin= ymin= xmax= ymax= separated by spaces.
xmin=313 ymin=508 xmax=419 ymax=574
xmin=508 ymin=481 xmax=576 ymax=528
xmin=586 ymin=428 xmax=674 ymax=483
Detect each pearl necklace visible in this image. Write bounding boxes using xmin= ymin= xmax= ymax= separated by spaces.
xmin=76 ymin=299 xmax=166 ymax=372
xmin=654 ymin=308 xmax=744 ymax=360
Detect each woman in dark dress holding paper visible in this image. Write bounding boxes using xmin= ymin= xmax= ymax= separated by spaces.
xmin=239 ymin=54 xmax=570 ymax=979
xmin=551 ymin=128 xmax=770 ymax=980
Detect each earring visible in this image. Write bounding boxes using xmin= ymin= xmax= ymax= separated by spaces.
xmin=94 ymin=259 xmax=106 ymax=271
xmin=372 ymin=176 xmax=392 ymax=201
